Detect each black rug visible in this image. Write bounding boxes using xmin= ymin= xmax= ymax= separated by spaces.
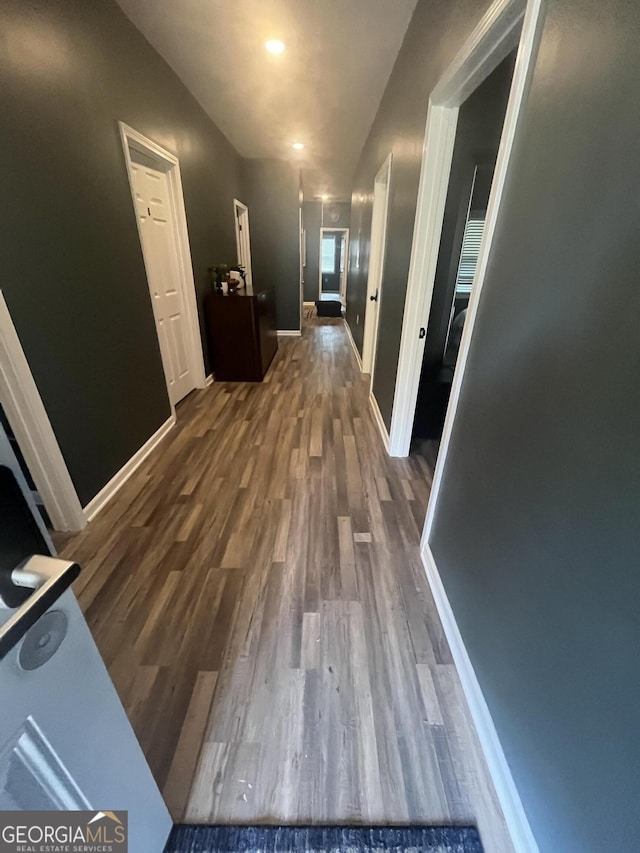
xmin=164 ymin=825 xmax=484 ymax=852
xmin=315 ymin=300 xmax=343 ymax=317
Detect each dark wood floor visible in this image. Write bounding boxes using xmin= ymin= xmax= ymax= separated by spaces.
xmin=60 ymin=318 xmax=512 ymax=852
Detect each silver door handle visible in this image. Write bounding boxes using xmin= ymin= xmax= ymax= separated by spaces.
xmin=0 ymin=555 xmax=80 ymax=661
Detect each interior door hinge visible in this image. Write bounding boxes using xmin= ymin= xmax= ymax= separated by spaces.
xmin=419 ymin=327 xmax=426 ymax=339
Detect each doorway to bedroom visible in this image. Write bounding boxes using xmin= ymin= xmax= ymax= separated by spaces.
xmin=410 ymin=50 xmax=517 ymax=471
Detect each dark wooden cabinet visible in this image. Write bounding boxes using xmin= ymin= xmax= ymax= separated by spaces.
xmin=204 ymin=286 xmax=278 ymax=381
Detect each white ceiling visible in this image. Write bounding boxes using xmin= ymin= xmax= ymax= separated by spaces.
xmin=116 ymin=0 xmax=418 ymax=201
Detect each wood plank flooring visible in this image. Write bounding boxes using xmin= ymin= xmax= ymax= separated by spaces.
xmin=59 ymin=318 xmax=513 ymax=852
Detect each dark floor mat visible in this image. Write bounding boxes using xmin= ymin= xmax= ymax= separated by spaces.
xmin=315 ymin=300 xmax=343 ymax=317
xmin=164 ymin=824 xmax=484 ymax=852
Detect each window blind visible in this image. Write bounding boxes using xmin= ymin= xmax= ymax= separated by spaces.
xmin=321 ymin=237 xmax=336 ymax=273
xmin=455 ymin=215 xmax=485 ymax=294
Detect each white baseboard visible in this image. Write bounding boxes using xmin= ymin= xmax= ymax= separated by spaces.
xmin=83 ymin=415 xmax=176 ymax=522
xmin=204 ymin=374 xmax=213 ymax=387
xmin=369 ymin=391 xmax=390 ymax=453
xmin=420 ymin=543 xmax=540 ymax=853
xmin=343 ymin=318 xmax=363 ymax=372
xmin=277 ymin=330 xmax=302 ymax=337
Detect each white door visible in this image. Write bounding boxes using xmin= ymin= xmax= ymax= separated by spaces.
xmin=339 ymin=231 xmax=349 ymax=304
xmin=0 ymin=430 xmax=172 ymax=851
xmin=130 ymin=156 xmax=195 ymax=406
xmin=362 ymin=155 xmax=392 ymax=381
xmin=234 ymin=201 xmax=253 ymax=288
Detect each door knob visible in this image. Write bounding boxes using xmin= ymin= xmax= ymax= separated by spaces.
xmin=0 ymin=555 xmax=80 ymax=661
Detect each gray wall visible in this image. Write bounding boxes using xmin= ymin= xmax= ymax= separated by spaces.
xmin=303 ymin=202 xmax=322 ymax=302
xmin=241 ymin=160 xmax=301 ymax=331
xmin=302 ymin=201 xmax=351 ymax=302
xmin=430 ymin=1 xmax=640 ymax=850
xmin=349 ymin=0 xmax=640 ymax=850
xmin=0 ymin=0 xmax=242 ymax=505
xmin=346 ymin=197 xmax=372 ymax=351
xmin=322 ymin=202 xmax=351 ymax=229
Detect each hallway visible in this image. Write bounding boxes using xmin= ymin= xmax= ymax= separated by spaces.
xmin=60 ymin=318 xmax=512 ymax=851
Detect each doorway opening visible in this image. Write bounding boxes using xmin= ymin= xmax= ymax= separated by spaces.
xmin=388 ymin=0 xmax=543 ymax=477
xmin=119 ymin=123 xmax=207 ymax=411
xmin=319 ymin=227 xmax=349 ymax=303
xmin=362 ymin=153 xmax=392 ymax=382
xmin=410 ymin=51 xmax=517 ymax=470
xmin=0 ymin=293 xmax=85 ymax=533
xmin=383 ymin=1 xmax=544 ymax=850
xmin=0 ymin=404 xmax=52 ymax=535
xmin=234 ymin=199 xmax=253 ymax=288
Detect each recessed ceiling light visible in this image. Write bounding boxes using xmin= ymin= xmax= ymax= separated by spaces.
xmin=292 ymin=142 xmax=305 ymax=150
xmin=265 ymin=39 xmax=285 ymax=54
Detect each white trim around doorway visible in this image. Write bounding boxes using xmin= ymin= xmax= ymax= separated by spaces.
xmin=383 ymin=1 xmax=546 ymax=851
xmin=361 ymin=153 xmax=392 ymax=380
xmin=0 ymin=292 xmax=86 ymax=533
xmin=119 ymin=122 xmax=207 ymax=412
xmin=233 ymin=198 xmax=253 ymax=289
xmin=318 ymin=227 xmax=349 ymax=302
xmin=388 ymin=0 xmax=541 ymax=459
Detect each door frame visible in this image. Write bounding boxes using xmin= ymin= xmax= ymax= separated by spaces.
xmin=299 ymin=208 xmax=304 ymax=329
xmin=338 ymin=230 xmax=349 ymax=303
xmin=384 ymin=1 xmax=545 ymax=851
xmin=388 ymin=0 xmax=543 ymax=459
xmin=233 ymin=199 xmax=253 ymax=289
xmin=0 ymin=292 xmax=86 ymax=533
xmin=119 ymin=123 xmax=207 ymax=411
xmin=318 ymin=227 xmax=349 ymax=300
xmin=361 ymin=153 xmax=393 ymax=380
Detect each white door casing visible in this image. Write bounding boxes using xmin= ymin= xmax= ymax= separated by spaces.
xmin=339 ymin=231 xmax=350 ymax=304
xmin=0 ymin=292 xmax=85 ymax=533
xmin=120 ymin=123 xmax=206 ymax=411
xmin=318 ymin=227 xmax=349 ymax=301
xmin=299 ymin=207 xmax=304 ymax=329
xmin=388 ymin=0 xmax=538 ymax=459
xmin=130 ymin=158 xmax=195 ymax=407
xmin=234 ymin=199 xmax=253 ymax=288
xmin=362 ymin=154 xmax=392 ymax=381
